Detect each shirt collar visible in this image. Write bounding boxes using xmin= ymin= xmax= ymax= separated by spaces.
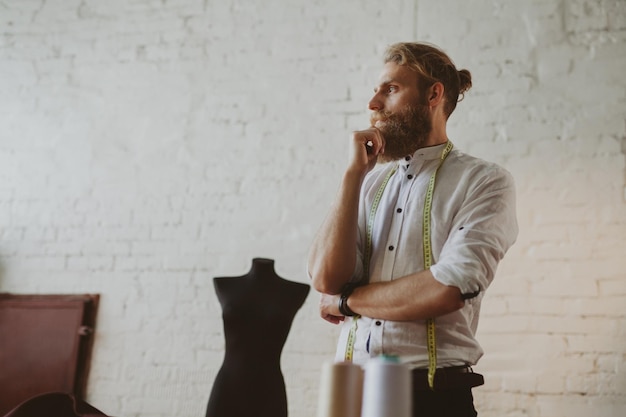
xmin=400 ymin=142 xmax=451 ymax=170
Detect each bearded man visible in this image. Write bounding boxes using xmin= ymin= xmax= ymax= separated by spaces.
xmin=308 ymin=42 xmax=519 ymax=417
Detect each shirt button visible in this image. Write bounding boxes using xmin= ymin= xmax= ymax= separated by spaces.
xmin=375 ymin=321 xmax=382 ymax=326
xmin=388 ymin=245 xmax=394 ymax=251
xmin=407 ymin=174 xmax=413 ymax=179
xmin=396 ymin=208 xmax=402 ymax=213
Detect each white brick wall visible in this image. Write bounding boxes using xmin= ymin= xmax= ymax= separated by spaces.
xmin=1 ymin=1 xmax=625 ymax=416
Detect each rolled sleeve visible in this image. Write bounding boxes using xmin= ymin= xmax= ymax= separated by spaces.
xmin=430 ymin=167 xmax=518 ymax=295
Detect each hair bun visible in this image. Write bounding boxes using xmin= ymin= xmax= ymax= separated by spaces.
xmin=458 ymin=69 xmax=472 ymax=96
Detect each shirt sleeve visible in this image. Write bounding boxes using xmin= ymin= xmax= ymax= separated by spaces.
xmin=430 ymin=165 xmax=518 ymax=296
xmin=351 ymin=176 xmax=368 ymax=284
xmin=351 ymin=165 xmax=389 ymax=285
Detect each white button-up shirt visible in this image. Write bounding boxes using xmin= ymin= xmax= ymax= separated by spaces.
xmin=334 ymin=142 xmax=518 ymax=368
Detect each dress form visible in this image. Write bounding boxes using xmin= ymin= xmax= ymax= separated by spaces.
xmin=205 ymin=258 xmax=310 ymax=417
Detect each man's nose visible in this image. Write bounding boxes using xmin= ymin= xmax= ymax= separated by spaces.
xmin=368 ymin=95 xmax=382 ymax=111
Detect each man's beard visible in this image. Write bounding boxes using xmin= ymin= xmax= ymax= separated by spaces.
xmin=370 ymin=104 xmax=432 ymax=162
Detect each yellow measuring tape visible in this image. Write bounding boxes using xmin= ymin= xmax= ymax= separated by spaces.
xmin=344 ymin=141 xmax=454 ymax=391
xmin=344 ymin=166 xmax=397 ymax=362
xmin=424 ymin=140 xmax=453 ymax=389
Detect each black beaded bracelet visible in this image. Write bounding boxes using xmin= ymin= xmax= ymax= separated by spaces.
xmin=338 ymin=284 xmax=357 ymax=317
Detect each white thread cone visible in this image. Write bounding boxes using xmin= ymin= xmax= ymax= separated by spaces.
xmin=360 ymin=356 xmax=411 ymax=417
xmin=316 ymin=360 xmax=364 ymax=417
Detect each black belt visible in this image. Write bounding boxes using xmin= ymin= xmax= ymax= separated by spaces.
xmin=412 ymin=366 xmax=484 ymax=391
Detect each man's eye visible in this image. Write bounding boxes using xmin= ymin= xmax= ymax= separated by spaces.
xmin=387 ymin=86 xmax=397 ymax=93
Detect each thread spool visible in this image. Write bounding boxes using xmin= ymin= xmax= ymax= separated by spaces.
xmin=360 ymin=356 xmax=412 ymax=417
xmin=316 ymin=360 xmax=364 ymax=417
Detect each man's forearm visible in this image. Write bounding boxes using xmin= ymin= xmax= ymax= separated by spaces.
xmin=308 ymin=170 xmax=365 ymax=294
xmin=345 ymin=270 xmax=464 ymax=321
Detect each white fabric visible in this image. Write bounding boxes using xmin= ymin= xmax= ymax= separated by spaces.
xmin=334 ymin=142 xmax=519 ymax=368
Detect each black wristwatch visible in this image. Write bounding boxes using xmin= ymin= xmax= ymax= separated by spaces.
xmin=338 ymin=284 xmax=357 ymax=316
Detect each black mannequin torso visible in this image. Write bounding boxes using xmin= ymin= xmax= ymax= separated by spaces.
xmin=205 ymin=258 xmax=310 ymax=417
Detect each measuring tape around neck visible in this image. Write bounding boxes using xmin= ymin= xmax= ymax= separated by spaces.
xmin=344 ymin=141 xmax=454 ymax=390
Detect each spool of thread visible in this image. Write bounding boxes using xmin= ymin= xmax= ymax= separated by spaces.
xmin=360 ymin=355 xmax=412 ymax=417
xmin=316 ymin=360 xmax=364 ymax=417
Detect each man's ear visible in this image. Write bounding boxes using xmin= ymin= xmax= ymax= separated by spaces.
xmin=427 ymin=82 xmax=445 ymax=107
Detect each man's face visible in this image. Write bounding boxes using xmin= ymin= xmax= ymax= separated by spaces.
xmin=368 ymin=62 xmax=432 ymax=162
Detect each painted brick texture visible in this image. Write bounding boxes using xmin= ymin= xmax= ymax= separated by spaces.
xmin=0 ymin=1 xmax=625 ymax=416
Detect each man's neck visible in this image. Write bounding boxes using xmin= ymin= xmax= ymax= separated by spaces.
xmin=422 ymin=135 xmax=448 ymax=148
xmin=423 ymin=122 xmax=448 ymax=148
